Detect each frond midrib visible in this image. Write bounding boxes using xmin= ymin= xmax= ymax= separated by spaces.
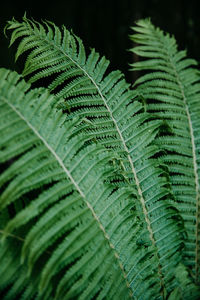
xmin=0 ymin=229 xmax=25 ymax=243
xmin=1 ymin=93 xmax=134 ymax=299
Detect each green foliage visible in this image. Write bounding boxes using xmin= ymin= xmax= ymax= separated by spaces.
xmin=0 ymin=16 xmax=199 ymax=299
xmin=130 ymin=19 xmax=200 ymax=284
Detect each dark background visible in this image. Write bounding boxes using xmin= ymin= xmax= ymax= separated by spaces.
xmin=1 ymin=0 xmax=200 ymax=83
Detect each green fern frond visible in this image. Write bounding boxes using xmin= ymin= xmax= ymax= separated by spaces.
xmin=130 ymin=18 xmax=200 ymax=283
xmin=0 ymin=68 xmax=137 ymax=299
xmin=4 ymin=18 xmax=187 ymax=297
xmin=0 ymin=209 xmax=39 ymax=300
xmin=0 ymin=240 xmax=39 ymax=300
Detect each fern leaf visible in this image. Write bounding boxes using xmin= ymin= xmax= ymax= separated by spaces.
xmin=0 ymin=225 xmax=39 ymax=300
xmin=130 ymin=18 xmax=200 ymax=283
xmin=5 ymin=18 xmax=186 ymax=297
xmin=0 ymin=68 xmax=136 ymax=299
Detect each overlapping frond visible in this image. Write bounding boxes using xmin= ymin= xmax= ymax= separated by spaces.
xmin=0 ymin=238 xmax=40 ymax=300
xmin=4 ymin=18 xmax=187 ymax=297
xmin=130 ymin=18 xmax=200 ymax=283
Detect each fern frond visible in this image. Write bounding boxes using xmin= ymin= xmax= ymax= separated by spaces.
xmin=130 ymin=18 xmax=200 ymax=282
xmin=0 ymin=214 xmax=39 ymax=300
xmin=0 ymin=68 xmax=137 ymax=299
xmin=4 ymin=18 xmax=187 ymax=297
xmin=0 ymin=238 xmax=55 ymax=300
